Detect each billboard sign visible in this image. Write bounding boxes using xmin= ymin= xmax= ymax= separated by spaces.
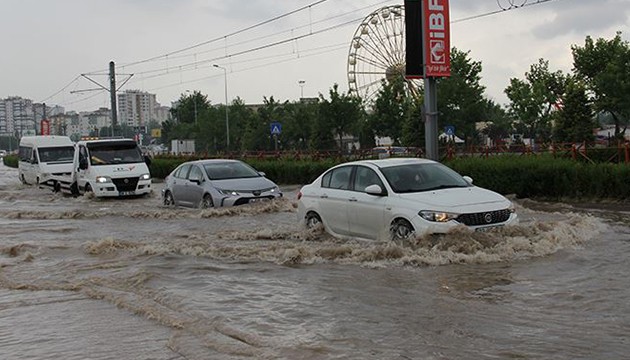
xmin=423 ymin=0 xmax=451 ymax=77
xmin=404 ymin=0 xmax=424 ymax=78
xmin=40 ymin=119 xmax=50 ymax=135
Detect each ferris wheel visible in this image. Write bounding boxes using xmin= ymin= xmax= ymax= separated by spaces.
xmin=347 ymin=5 xmax=421 ymax=104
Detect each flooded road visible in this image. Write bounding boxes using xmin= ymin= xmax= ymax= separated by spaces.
xmin=0 ymin=162 xmax=628 ymax=359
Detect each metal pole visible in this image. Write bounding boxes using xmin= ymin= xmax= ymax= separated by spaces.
xmin=424 ymin=77 xmax=439 ymax=160
xmin=213 ymin=64 xmax=229 ymax=150
xmin=109 ymin=61 xmax=117 ymax=137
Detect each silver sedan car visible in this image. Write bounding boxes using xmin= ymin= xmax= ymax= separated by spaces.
xmin=162 ymin=159 xmax=282 ymax=208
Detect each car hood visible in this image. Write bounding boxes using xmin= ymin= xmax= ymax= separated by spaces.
xmin=211 ymin=177 xmax=278 ymax=191
xmin=395 ymin=186 xmax=511 ymax=211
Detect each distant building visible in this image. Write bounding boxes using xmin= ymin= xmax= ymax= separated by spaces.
xmin=0 ymin=97 xmax=36 ymax=137
xmin=118 ymin=90 xmax=167 ymax=128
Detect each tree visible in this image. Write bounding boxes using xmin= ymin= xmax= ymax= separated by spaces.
xmin=480 ymin=99 xmax=513 ymax=147
xmin=401 ymin=96 xmax=425 ymax=147
xmin=505 ymin=59 xmax=567 ymax=144
xmin=369 ymin=76 xmax=411 ymax=145
xmin=552 ymin=78 xmax=594 ymax=143
xmin=318 ymin=84 xmax=363 ymax=151
xmin=572 ymin=32 xmax=630 ymax=138
xmin=436 ymin=48 xmax=486 ymax=141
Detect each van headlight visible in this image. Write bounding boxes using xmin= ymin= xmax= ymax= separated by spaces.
xmin=140 ymin=173 xmax=151 ymax=181
xmin=95 ymin=176 xmax=112 ymax=183
xmin=419 ymin=210 xmax=459 ymax=222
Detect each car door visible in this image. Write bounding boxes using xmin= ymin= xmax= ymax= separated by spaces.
xmin=171 ymin=164 xmax=191 ymax=206
xmin=347 ymin=165 xmax=389 ymax=240
xmin=184 ymin=165 xmax=205 ymax=207
xmin=316 ymin=166 xmax=354 ymax=236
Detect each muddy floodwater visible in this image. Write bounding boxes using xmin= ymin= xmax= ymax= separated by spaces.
xmin=0 ymin=162 xmax=628 ymax=359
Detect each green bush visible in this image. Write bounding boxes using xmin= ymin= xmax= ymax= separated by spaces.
xmin=446 ymin=155 xmax=630 ymax=200
xmin=2 ymin=154 xmax=18 ymax=168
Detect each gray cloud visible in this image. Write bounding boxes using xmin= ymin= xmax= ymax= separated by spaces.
xmin=532 ymin=0 xmax=629 ymax=38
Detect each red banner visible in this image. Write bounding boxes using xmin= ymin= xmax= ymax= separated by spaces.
xmin=423 ymin=0 xmax=451 ymax=77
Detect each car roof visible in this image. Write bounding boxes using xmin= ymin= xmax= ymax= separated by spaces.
xmin=187 ymin=159 xmax=243 ymax=165
xmin=338 ymin=157 xmax=437 ymax=169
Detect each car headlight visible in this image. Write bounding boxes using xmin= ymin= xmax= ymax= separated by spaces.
xmin=270 ymin=186 xmax=280 ymax=193
xmin=140 ymin=173 xmax=151 ymax=181
xmin=95 ymin=176 xmax=112 ymax=183
xmin=218 ymin=189 xmax=239 ymax=196
xmin=419 ymin=210 xmax=459 ymax=222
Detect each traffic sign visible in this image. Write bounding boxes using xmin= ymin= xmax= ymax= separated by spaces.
xmin=444 ymin=125 xmax=455 ymax=136
xmin=270 ymin=122 xmax=282 ymax=135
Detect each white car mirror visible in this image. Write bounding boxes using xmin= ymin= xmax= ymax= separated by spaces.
xmin=365 ymin=184 xmax=385 ymax=196
xmin=463 ymin=176 xmax=473 ymax=184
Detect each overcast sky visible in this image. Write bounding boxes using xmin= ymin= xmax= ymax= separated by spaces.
xmin=0 ymin=0 xmax=627 ymax=113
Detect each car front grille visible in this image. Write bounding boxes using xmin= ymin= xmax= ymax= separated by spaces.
xmin=112 ymin=177 xmax=139 ymax=192
xmin=456 ymin=209 xmax=512 ymax=226
xmin=234 ymin=196 xmax=275 ymax=206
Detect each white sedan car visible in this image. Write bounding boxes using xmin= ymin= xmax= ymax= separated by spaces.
xmin=297 ymin=158 xmax=518 ymax=241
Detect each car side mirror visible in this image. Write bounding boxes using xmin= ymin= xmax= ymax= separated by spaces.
xmin=463 ymin=176 xmax=473 ymax=184
xmin=78 ymin=158 xmax=88 ymax=170
xmin=258 ymin=171 xmax=266 ymax=177
xmin=365 ymin=184 xmax=386 ymax=196
xmin=144 ymin=155 xmax=152 ymax=167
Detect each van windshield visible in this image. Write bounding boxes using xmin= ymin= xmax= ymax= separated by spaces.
xmin=88 ymin=142 xmax=144 ymax=165
xmin=38 ymin=146 xmax=75 ymax=163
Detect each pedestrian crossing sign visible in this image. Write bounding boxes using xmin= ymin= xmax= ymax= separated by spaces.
xmin=270 ymin=122 xmax=282 ymax=135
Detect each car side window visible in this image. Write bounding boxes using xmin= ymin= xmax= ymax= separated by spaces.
xmin=175 ymin=164 xmax=191 ymax=179
xmin=78 ymin=146 xmax=88 ymax=166
xmin=321 ymin=171 xmax=332 ymax=188
xmin=328 ymin=166 xmax=353 ymax=190
xmin=353 ymin=166 xmax=384 ymax=192
xmin=188 ymin=166 xmax=203 ymax=182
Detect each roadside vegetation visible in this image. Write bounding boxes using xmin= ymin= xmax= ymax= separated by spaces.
xmin=4 ymin=153 xmax=628 ymax=200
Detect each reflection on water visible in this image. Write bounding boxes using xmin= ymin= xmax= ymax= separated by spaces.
xmin=0 ymin=163 xmax=628 ymax=359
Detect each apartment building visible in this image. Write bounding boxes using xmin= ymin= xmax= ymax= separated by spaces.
xmin=0 ymin=97 xmax=36 ymax=137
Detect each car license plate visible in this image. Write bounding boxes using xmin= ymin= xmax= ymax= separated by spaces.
xmin=249 ymin=198 xmax=268 ymax=204
xmin=119 ymin=191 xmax=136 ymax=196
xmin=475 ymin=224 xmax=504 ymax=232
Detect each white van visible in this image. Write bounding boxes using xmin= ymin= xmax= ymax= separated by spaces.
xmin=54 ymin=138 xmax=152 ymax=197
xmin=18 ymin=136 xmax=75 ymax=187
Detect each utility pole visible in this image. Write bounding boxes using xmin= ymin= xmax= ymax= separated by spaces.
xmin=109 ymin=61 xmax=118 ymax=136
xmin=72 ymin=61 xmax=132 ymax=138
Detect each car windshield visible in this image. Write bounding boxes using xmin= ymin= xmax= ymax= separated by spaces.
xmin=38 ymin=146 xmax=74 ymax=163
xmin=88 ymin=143 xmax=144 ymax=165
xmin=203 ymin=162 xmax=260 ymax=180
xmin=381 ymin=163 xmax=470 ymax=193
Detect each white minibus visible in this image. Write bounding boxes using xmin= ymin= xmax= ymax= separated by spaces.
xmin=18 ymin=136 xmax=75 ymax=187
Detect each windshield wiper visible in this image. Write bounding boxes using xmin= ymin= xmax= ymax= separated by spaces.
xmin=422 ymin=184 xmax=468 ymax=191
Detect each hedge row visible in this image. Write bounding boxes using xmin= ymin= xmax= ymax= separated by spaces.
xmin=4 ymin=154 xmax=629 ymax=200
xmin=446 ymin=155 xmax=630 ymax=200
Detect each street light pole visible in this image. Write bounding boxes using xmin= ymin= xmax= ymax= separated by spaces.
xmin=213 ymin=64 xmax=229 ymax=151
xmin=298 ymin=80 xmax=305 ymax=100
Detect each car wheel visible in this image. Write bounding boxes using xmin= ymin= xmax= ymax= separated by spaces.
xmin=20 ymin=174 xmax=26 ymax=184
xmin=85 ymin=183 xmax=93 ymax=193
xmin=200 ymin=194 xmax=214 ymax=209
xmin=53 ymin=181 xmax=61 ymax=193
xmin=390 ymin=219 xmax=414 ymax=242
xmin=305 ymin=212 xmax=322 ymax=229
xmin=163 ymin=190 xmax=175 ymax=206
xmin=70 ymin=182 xmax=79 ymax=197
